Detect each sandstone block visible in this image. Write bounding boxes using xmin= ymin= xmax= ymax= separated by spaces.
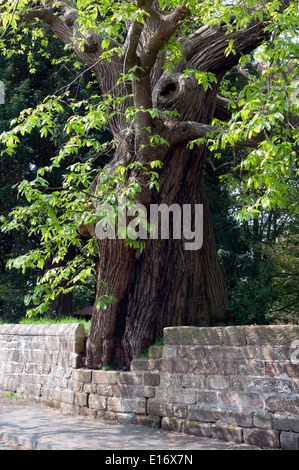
xmin=148 ymin=346 xmax=164 ymax=359
xmin=243 ymin=428 xmax=280 ymax=449
xmin=92 ymin=370 xmax=119 ymax=385
xmin=88 ymin=394 xmax=107 ymax=411
xmin=75 ymin=392 xmax=88 ymax=407
xmin=164 ymin=326 xmax=224 ymax=346
xmin=190 ymin=359 xmax=218 ymax=375
xmin=223 ymin=326 xmax=246 ymax=346
xmin=188 ymin=407 xmax=220 ymax=422
xmin=158 ymin=358 xmax=189 ymax=373
xmin=265 ymin=396 xmax=299 ymax=414
xmin=177 ymin=345 xmax=205 ymax=360
xmin=147 ymin=399 xmax=173 ymax=417
xmin=161 ymin=417 xmax=183 ymax=433
xmin=130 ymin=359 xmax=157 ymax=371
xmin=183 ymin=421 xmax=212 ymax=438
xmin=273 ymin=412 xmax=299 ymax=432
xmin=155 ymin=388 xmax=196 ymax=405
xmin=134 ymin=386 xmax=155 ymax=398
xmin=212 ymin=424 xmax=243 ymax=443
xmin=118 ymin=372 xmax=143 ymax=385
xmin=280 ymin=431 xmax=299 ymax=450
xmin=162 ymin=345 xmax=177 ymax=358
xmin=143 ymin=372 xmax=160 ymax=387
xmin=72 ymin=369 xmax=92 ymax=383
xmin=253 ymin=412 xmax=273 ymax=429
xmin=206 ymin=375 xmax=229 ymax=390
xmin=196 ymin=390 xmax=218 ymax=406
xmin=245 ymin=325 xmax=299 ymax=346
xmin=134 ymin=415 xmax=161 ymax=429
xmin=218 ymin=392 xmax=264 ymax=410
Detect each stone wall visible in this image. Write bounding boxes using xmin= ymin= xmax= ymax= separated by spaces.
xmin=0 ymin=324 xmax=298 ymax=449
xmin=0 ymin=324 xmax=85 ymax=400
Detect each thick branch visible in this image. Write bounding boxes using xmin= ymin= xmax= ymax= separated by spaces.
xmin=180 ymin=0 xmax=292 ymax=77
xmin=162 ymin=119 xmax=265 ymax=149
xmin=140 ymin=5 xmax=189 ymax=73
xmin=131 ymin=5 xmax=190 ymax=148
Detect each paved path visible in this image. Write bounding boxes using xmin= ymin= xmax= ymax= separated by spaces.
xmin=0 ymin=394 xmax=261 ymax=452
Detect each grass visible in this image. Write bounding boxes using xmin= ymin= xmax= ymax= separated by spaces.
xmin=0 ymin=315 xmax=91 ymax=332
xmin=139 ymin=336 xmax=164 ymax=359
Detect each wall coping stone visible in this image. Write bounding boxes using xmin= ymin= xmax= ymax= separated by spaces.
xmin=0 ymin=323 xmax=86 ymax=338
xmin=163 ymin=325 xmax=299 ymax=346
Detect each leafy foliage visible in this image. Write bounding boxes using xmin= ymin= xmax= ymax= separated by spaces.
xmin=0 ymin=0 xmax=298 ymax=323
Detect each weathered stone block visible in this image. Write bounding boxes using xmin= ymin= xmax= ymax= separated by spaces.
xmin=148 ymin=346 xmax=164 ymax=359
xmin=75 ymin=392 xmax=88 ymax=407
xmin=162 ymin=345 xmax=178 ymax=358
xmin=96 ymin=384 xmax=114 ymax=396
xmin=217 ymin=362 xmax=238 ymax=377
xmin=206 ymin=375 xmax=229 ymax=390
xmin=256 ymin=346 xmax=290 ymax=361
xmin=204 ymin=345 xmax=256 ymax=360
xmin=92 ymin=370 xmax=119 ymax=385
xmin=155 ymin=388 xmax=196 ymax=405
xmin=196 ymin=391 xmax=218 ymax=407
xmin=219 ymin=410 xmax=254 ymax=428
xmin=283 ymin=363 xmax=299 ymax=378
xmin=230 ymin=375 xmax=245 ymax=391
xmin=118 ymin=372 xmax=143 ymax=385
xmin=130 ymin=359 xmax=157 ymax=371
xmin=223 ymin=326 xmax=246 ymax=346
xmin=88 ymin=394 xmax=107 ymax=411
xmin=122 ymin=397 xmax=146 ymax=414
xmin=173 ymin=404 xmax=188 ymax=419
xmin=188 ymin=407 xmax=220 ymax=422
xmin=243 ymin=429 xmax=280 ymax=449
xmin=245 ymin=325 xmax=299 ymax=346
xmin=246 ymin=377 xmax=293 ymax=394
xmin=177 ymin=345 xmax=206 ymax=360
xmin=238 ymin=360 xmax=265 ymax=377
xmin=113 ymin=413 xmax=135 ymax=425
xmin=143 ymin=372 xmax=160 ymax=387
xmin=72 ymin=369 xmax=92 ymax=383
xmin=273 ymin=412 xmax=299 ymax=432
xmin=159 ymin=372 xmax=183 ymax=388
xmin=253 ymin=412 xmax=273 ymax=429
xmin=280 ymin=431 xmax=299 ymax=450
xmin=158 ymin=358 xmax=189 ymax=373
xmin=107 ymin=397 xmax=123 ymax=413
xmin=190 ymin=359 xmax=218 ymax=375
xmin=218 ymin=392 xmax=264 ymax=411
xmin=147 ymin=399 xmax=173 ymax=417
xmin=265 ymin=362 xmax=283 ymax=377
xmin=164 ymin=326 xmax=224 ymax=346
xmin=161 ymin=417 xmax=183 ymax=433
xmin=212 ymin=424 xmax=243 ymax=443
xmin=110 ymin=384 xmax=134 ymax=398
xmin=134 ymin=386 xmax=155 ymax=398
xmin=183 ymin=421 xmax=212 ymax=438
xmin=265 ymin=396 xmax=299 ymax=414
xmin=134 ymin=414 xmax=161 ymax=429
xmin=182 ymin=374 xmax=205 ymax=389
xmin=59 ymin=389 xmax=75 ymax=405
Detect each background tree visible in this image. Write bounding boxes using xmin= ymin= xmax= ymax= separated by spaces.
xmin=0 ymin=26 xmax=101 ymax=320
xmin=0 ymin=0 xmax=298 ymax=368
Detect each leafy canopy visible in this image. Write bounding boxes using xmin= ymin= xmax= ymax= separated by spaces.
xmin=0 ymin=0 xmax=298 ymax=317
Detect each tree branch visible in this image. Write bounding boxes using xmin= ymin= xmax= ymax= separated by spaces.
xmin=162 ymin=119 xmax=265 ymax=149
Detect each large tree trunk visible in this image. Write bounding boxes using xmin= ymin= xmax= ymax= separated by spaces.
xmin=19 ymin=0 xmax=291 ymax=369
xmin=86 ymin=147 xmax=229 ymax=369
